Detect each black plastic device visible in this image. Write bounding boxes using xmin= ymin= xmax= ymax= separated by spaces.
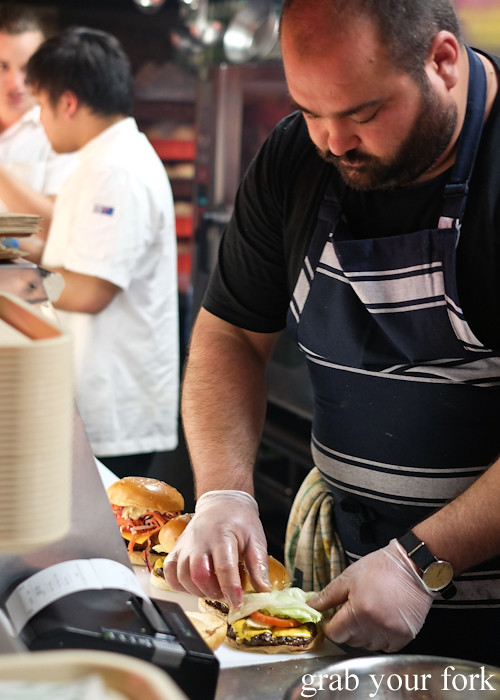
xmin=18 ymin=589 xmax=219 ymax=700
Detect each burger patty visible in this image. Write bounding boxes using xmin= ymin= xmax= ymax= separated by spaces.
xmin=205 ymin=599 xmax=230 ymax=615
xmin=227 ymin=622 xmax=317 ymax=647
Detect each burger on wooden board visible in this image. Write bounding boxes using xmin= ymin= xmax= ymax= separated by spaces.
xmin=107 ymin=476 xmax=184 ymax=566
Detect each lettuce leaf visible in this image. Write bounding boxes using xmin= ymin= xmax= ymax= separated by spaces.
xmin=227 ymin=587 xmax=322 ymax=624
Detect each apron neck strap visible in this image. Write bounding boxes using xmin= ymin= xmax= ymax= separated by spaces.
xmin=439 ymin=46 xmax=487 ymax=227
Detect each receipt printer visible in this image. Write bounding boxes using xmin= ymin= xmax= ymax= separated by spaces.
xmin=17 ymin=590 xmax=219 ymax=700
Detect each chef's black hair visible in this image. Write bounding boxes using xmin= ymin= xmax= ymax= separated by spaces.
xmin=26 ymin=26 xmax=133 ymax=117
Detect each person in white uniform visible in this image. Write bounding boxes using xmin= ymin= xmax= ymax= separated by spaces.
xmin=0 ymin=4 xmax=75 ymax=241
xmin=25 ymin=26 xmax=179 ymax=477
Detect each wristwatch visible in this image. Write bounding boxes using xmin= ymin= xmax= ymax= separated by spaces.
xmin=397 ymin=530 xmax=457 ymax=599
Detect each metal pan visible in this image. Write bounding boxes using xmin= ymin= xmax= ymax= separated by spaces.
xmin=223 ymin=0 xmax=280 ymax=64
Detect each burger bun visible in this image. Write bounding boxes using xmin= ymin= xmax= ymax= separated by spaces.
xmin=106 ymin=476 xmax=184 ymax=514
xmin=185 ymin=611 xmax=227 ymax=651
xmin=239 ymin=555 xmax=290 ymax=593
xmin=157 ymin=513 xmax=193 ymax=553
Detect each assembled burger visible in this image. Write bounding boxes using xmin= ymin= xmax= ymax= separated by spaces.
xmin=107 ymin=476 xmax=184 ymax=566
xmin=225 ymin=587 xmax=323 ymax=653
xmin=150 ymin=513 xmax=193 ymax=590
xmin=199 ymin=555 xmax=322 ymax=653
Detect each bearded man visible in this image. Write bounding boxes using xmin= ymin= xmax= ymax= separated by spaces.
xmin=164 ymin=0 xmax=500 ymax=663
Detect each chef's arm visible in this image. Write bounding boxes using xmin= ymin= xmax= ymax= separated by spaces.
xmin=50 ymin=267 xmax=120 ymax=314
xmin=182 ymin=308 xmax=280 ymax=495
xmin=412 ymin=454 xmax=500 ymax=574
xmin=0 ymin=164 xmax=55 ymax=238
xmin=164 ymin=308 xmax=280 ymax=605
xmin=309 ymin=456 xmax=500 ymax=652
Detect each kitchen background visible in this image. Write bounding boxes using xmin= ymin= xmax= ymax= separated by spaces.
xmin=21 ymin=0 xmax=500 ymax=560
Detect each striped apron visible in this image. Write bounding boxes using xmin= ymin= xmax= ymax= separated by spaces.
xmin=287 ymin=47 xmax=500 ymax=662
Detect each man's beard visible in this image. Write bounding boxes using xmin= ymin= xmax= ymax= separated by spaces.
xmin=318 ymin=81 xmax=458 ymax=191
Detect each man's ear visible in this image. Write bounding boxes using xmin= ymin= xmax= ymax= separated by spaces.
xmin=59 ymin=89 xmax=79 ymax=118
xmin=425 ymin=30 xmax=460 ymax=91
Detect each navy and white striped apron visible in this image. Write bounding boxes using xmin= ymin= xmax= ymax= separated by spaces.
xmin=287 ymin=47 xmax=500 ymax=662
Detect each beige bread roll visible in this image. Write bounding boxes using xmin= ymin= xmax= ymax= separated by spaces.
xmin=185 ymin=610 xmax=228 ymax=651
xmin=107 ymin=476 xmax=184 ymax=514
xmin=240 ymin=555 xmax=290 ymax=592
xmin=156 ymin=513 xmax=193 ymax=552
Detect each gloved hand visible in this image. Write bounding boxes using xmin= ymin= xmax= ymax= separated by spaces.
xmin=307 ymin=538 xmax=435 ymax=652
xmin=164 ymin=490 xmax=271 ymax=608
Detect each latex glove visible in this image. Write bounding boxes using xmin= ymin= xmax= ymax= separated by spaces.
xmin=164 ymin=490 xmax=271 ymax=608
xmin=308 ymin=538 xmax=435 ymax=652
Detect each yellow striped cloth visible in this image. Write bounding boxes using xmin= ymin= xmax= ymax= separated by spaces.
xmin=285 ymin=466 xmax=346 ymax=591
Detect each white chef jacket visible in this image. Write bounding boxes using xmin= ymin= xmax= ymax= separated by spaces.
xmin=0 ymin=105 xmax=77 ymax=211
xmin=42 ymin=117 xmax=179 ymax=457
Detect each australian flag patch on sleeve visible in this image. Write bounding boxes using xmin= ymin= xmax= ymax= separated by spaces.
xmin=93 ymin=204 xmax=115 ymax=216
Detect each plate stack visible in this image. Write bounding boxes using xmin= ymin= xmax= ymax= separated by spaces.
xmin=0 ymin=213 xmax=42 ymax=260
xmin=0 ymin=292 xmax=73 ymax=552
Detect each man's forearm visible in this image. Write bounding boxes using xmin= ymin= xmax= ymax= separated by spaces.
xmin=181 ymin=309 xmax=279 ymax=498
xmin=413 ymin=454 xmax=500 ymax=573
xmin=50 ymin=267 xmax=120 ymax=313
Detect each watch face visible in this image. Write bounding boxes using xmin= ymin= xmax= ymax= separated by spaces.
xmin=422 ymin=560 xmax=454 ymax=591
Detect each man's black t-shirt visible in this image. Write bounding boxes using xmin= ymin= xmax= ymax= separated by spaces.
xmin=204 ymin=52 xmax=500 ymax=349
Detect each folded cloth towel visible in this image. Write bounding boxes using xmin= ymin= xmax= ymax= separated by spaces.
xmin=285 ymin=466 xmax=346 ymax=591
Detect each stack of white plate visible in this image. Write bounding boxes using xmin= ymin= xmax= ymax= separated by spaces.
xmin=0 ymin=292 xmax=73 ymax=552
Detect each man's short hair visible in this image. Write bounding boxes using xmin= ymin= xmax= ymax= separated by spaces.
xmin=0 ymin=3 xmax=46 ymax=36
xmin=26 ymin=26 xmax=133 ymax=117
xmin=281 ymin=0 xmax=464 ymax=83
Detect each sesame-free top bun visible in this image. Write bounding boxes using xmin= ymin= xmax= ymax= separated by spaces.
xmin=240 ymin=555 xmax=290 ymax=593
xmin=157 ymin=513 xmax=193 ymax=552
xmin=106 ymin=476 xmax=184 ymax=514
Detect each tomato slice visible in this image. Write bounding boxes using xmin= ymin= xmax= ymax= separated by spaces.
xmin=250 ymin=610 xmax=301 ymax=628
